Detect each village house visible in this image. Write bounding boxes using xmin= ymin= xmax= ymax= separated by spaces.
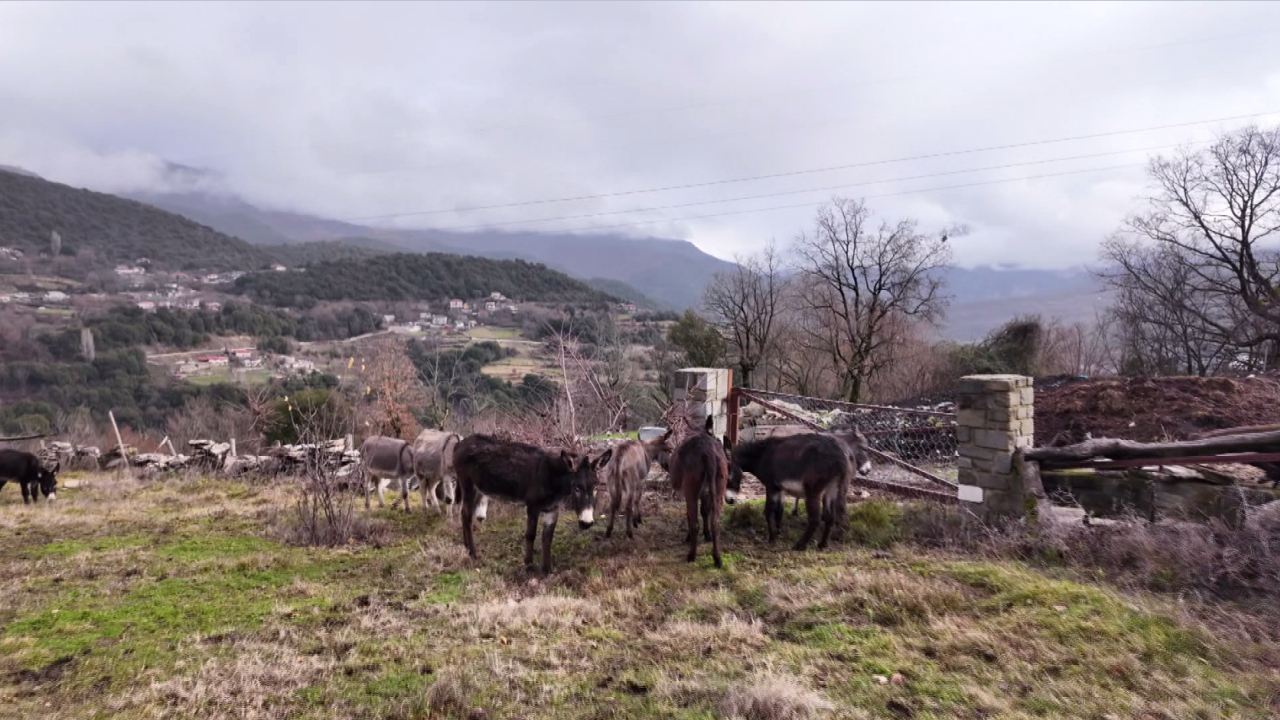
xmin=489 ymin=291 xmax=507 ymax=301
xmin=449 ymin=298 xmax=464 ymax=310
xmin=230 ymin=348 xmax=253 ymax=359
xmin=115 ymin=265 xmax=146 ymax=276
xmin=198 ymin=355 xmax=229 ymax=366
xmin=136 ymin=301 xmax=156 ymax=312
xmin=205 ymin=301 xmax=222 ymax=312
xmin=175 ymin=362 xmax=199 ymax=376
xmin=430 ymin=314 xmax=448 ymax=327
xmin=43 ymin=290 xmax=69 ymax=303
xmin=484 ymin=301 xmax=498 ymax=311
xmin=271 ymin=264 xmax=287 ymax=272
xmin=0 ymin=294 xmax=10 ymax=303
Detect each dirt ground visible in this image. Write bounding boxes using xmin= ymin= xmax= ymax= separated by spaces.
xmin=2 ymin=473 xmax=1278 ymax=719
xmin=1034 ymin=374 xmax=1280 ymax=444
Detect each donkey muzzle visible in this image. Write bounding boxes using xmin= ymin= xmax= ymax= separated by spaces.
xmin=577 ymin=506 xmax=595 ymax=529
xmin=724 ymin=490 xmax=739 ymax=506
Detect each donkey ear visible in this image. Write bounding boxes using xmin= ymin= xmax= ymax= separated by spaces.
xmin=722 ymin=435 xmax=733 ymax=451
xmin=704 ymin=416 xmax=714 ymax=433
xmin=593 ymin=448 xmax=613 ymax=469
xmin=560 ymin=449 xmax=581 ymax=471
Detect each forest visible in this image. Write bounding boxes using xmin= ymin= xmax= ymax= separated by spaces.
xmin=232 ymin=252 xmax=617 ymax=307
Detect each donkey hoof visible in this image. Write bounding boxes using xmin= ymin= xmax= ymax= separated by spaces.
xmin=686 ymin=552 xmax=697 ymax=563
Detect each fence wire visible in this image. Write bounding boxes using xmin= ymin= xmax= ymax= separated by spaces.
xmin=738 ymin=388 xmax=959 ymax=497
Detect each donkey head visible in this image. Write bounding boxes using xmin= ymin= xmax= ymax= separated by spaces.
xmin=38 ymin=460 xmax=59 ymax=501
xmin=722 ymin=435 xmax=743 ymax=505
xmin=557 ymin=448 xmax=614 ymax=529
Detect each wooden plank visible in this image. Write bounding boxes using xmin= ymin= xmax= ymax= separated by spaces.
xmin=740 ymin=387 xmax=956 ymax=418
xmin=0 ymin=432 xmax=53 ymax=442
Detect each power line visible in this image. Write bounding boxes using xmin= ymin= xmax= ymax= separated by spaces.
xmin=439 ymin=141 xmax=1195 ymax=231
xmin=524 ymin=163 xmax=1143 ymax=235
xmin=345 ymin=110 xmax=1277 ymax=222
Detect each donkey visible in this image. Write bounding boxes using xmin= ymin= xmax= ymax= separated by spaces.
xmin=602 ymin=430 xmax=672 ymax=539
xmin=411 ymin=429 xmax=461 ymax=517
xmin=360 ymin=435 xmax=416 ymax=512
xmin=667 ymin=416 xmax=742 ymax=568
xmin=763 ymin=425 xmax=873 ymax=517
xmin=453 ymin=435 xmax=612 ymax=574
xmin=0 ymin=449 xmax=58 ymax=504
xmin=732 ymin=429 xmax=863 ymax=551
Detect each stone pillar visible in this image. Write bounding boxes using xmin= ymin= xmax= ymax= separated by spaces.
xmin=956 ymin=374 xmax=1034 ymax=521
xmin=672 ymin=368 xmax=732 ymax=438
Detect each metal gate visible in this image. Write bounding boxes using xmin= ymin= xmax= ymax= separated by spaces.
xmin=731 ymin=388 xmax=959 ymax=503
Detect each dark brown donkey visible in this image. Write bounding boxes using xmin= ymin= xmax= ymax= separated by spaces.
xmin=732 ymin=430 xmax=860 ymax=551
xmin=667 ymin=417 xmax=742 ymax=568
xmin=453 ymin=435 xmax=612 ymax=574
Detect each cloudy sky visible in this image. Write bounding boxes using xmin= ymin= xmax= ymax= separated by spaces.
xmin=2 ymin=1 xmax=1279 ymax=267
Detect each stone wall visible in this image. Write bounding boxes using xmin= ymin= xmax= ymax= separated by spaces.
xmin=956 ymin=374 xmax=1034 ymax=521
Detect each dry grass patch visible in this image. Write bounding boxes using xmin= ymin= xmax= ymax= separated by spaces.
xmin=461 ymin=594 xmax=603 ymax=636
xmin=647 ymin=615 xmax=768 ymax=652
xmin=718 ymin=672 xmax=834 ymax=720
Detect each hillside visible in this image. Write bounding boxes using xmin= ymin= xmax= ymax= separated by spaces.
xmin=583 ymin=277 xmax=668 ymax=310
xmin=129 ymin=188 xmax=735 ymax=309
xmin=233 ymin=252 xmax=617 ymax=307
xmin=0 ymin=169 xmax=270 ymax=270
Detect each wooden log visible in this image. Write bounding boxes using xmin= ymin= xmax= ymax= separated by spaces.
xmin=1190 ymin=423 xmax=1280 ymax=440
xmin=109 ymin=411 xmax=131 ymax=478
xmin=0 ymin=432 xmax=53 ymax=442
xmin=1025 ymin=430 xmax=1280 ymax=466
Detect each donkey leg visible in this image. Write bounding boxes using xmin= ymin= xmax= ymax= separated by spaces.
xmin=794 ymin=488 xmax=823 ymax=551
xmin=21 ymin=481 xmax=32 ymax=505
xmin=700 ymin=493 xmax=712 ymax=542
xmin=765 ymin=492 xmax=781 ymax=543
xmin=363 ymin=468 xmax=371 ymax=510
xmin=631 ymin=492 xmax=643 ymax=527
xmin=539 ymin=509 xmax=559 ymax=574
xmin=623 ymin=488 xmax=635 ymax=539
xmin=792 ymin=496 xmax=800 ymax=516
xmin=605 ymin=486 xmax=622 ymax=538
xmin=685 ymin=495 xmax=700 ymax=563
xmin=460 ymin=484 xmax=478 ymax=560
xmin=399 ymin=477 xmax=411 ymax=513
xmin=420 ymin=476 xmax=431 ymax=514
xmin=816 ymin=486 xmax=837 ymax=550
xmin=523 ymin=507 xmax=539 ymax=569
xmin=711 ymin=495 xmax=724 ymax=569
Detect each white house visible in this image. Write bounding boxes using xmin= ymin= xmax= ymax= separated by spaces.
xmin=490 ymin=291 xmax=507 ymax=301
xmin=205 ymin=301 xmax=222 ymax=312
xmin=484 ymin=301 xmax=498 ymax=311
xmin=115 ymin=265 xmax=146 ymax=276
xmin=43 ymin=290 xmax=69 ymax=303
xmin=0 ymin=294 xmax=10 ymax=303
xmin=198 ymin=355 xmax=229 ymax=366
xmin=230 ymin=348 xmax=254 ymax=358
xmin=271 ymin=264 xmax=287 ymax=272
xmin=430 ymin=315 xmax=448 ymax=327
xmin=136 ymin=301 xmax=156 ymax=312
xmin=449 ymin=298 xmax=464 ymax=310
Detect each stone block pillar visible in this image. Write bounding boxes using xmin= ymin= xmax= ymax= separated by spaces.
xmin=956 ymin=374 xmax=1034 ymax=521
xmin=673 ymin=368 xmax=732 ymax=438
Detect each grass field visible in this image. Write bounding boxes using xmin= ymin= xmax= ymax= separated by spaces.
xmin=467 ymin=326 xmax=523 ymax=341
xmin=2 ymin=475 xmax=1277 ymax=719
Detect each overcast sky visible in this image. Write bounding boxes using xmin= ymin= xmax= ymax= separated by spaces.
xmin=2 ymin=1 xmax=1279 ymax=267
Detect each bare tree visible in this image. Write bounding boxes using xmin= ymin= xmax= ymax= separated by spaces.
xmin=791 ymin=197 xmax=952 ymax=402
xmin=702 ymin=241 xmax=786 ymax=389
xmin=1099 ymin=125 xmax=1280 ymax=372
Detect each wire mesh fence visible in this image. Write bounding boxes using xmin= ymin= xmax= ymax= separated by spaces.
xmin=737 ymin=388 xmax=959 ymax=499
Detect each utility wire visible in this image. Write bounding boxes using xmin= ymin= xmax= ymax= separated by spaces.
xmin=346 ymin=110 xmax=1277 ymax=221
xmin=528 ymin=163 xmax=1143 ymax=234
xmin=438 ymin=141 xmax=1196 ymax=231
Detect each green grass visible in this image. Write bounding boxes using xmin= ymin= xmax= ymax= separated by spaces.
xmin=466 ymin=326 xmax=521 ymax=341
xmin=1 ymin=479 xmax=1276 ymax=719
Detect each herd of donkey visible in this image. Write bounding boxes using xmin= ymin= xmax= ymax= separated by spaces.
xmin=0 ymin=418 xmax=874 ymax=573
